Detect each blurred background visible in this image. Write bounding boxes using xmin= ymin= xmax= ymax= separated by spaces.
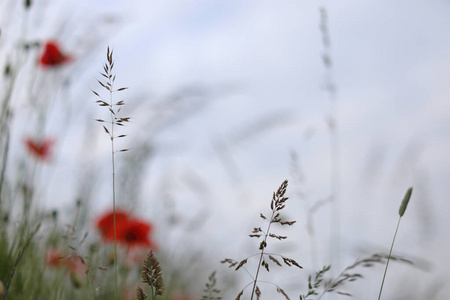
xmin=1 ymin=0 xmax=449 ymax=298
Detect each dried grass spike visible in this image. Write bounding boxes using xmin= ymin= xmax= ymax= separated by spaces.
xmin=255 ymin=286 xmax=261 ymax=300
xmin=141 ymin=250 xmax=164 ymax=296
xmin=136 ymin=286 xmax=148 ymax=300
xmin=268 ymin=255 xmax=282 ymax=266
xmin=235 ymin=259 xmax=247 ymax=271
xmin=201 ymin=271 xmax=222 ymax=300
xmin=276 ymin=287 xmax=290 ymax=300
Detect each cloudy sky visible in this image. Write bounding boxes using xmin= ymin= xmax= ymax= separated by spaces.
xmin=2 ymin=0 xmax=450 ymax=298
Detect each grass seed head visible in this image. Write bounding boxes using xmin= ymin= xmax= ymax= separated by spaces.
xmin=399 ymin=187 xmax=413 ymax=217
xmin=141 ymin=250 xmax=164 ymax=296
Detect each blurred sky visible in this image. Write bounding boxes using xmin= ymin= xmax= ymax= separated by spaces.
xmin=2 ymin=0 xmax=450 ymax=298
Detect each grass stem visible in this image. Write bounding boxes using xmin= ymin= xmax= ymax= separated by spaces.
xmin=378 ymin=187 xmax=412 ymax=299
xmin=250 ymin=211 xmax=274 ymax=300
xmin=377 ymin=217 xmax=400 ymax=300
xmin=110 ymin=86 xmax=118 ymax=300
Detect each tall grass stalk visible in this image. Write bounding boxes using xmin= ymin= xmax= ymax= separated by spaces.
xmin=108 ymin=50 xmax=119 ymax=300
xmin=0 ymin=1 xmax=31 ymax=203
xmin=378 ymin=187 xmax=413 ymax=299
xmin=222 ymin=180 xmax=301 ymax=299
xmin=94 ymin=47 xmax=129 ymax=299
xmin=249 ymin=180 xmax=300 ymax=300
xmin=319 ymin=7 xmax=341 ymax=272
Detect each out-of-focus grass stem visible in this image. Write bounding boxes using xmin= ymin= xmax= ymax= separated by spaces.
xmin=378 ymin=187 xmax=413 ymax=299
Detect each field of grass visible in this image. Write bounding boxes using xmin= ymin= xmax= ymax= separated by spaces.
xmin=1 ymin=1 xmax=448 ymax=299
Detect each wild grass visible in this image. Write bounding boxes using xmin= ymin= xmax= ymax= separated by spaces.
xmin=136 ymin=250 xmax=164 ymax=300
xmin=3 ymin=223 xmax=40 ymax=300
xmin=0 ymin=40 xmax=420 ymax=300
xmin=319 ymin=6 xmax=340 ymax=272
xmin=378 ymin=187 xmax=413 ymax=299
xmin=222 ymin=180 xmax=302 ymax=300
xmin=93 ymin=46 xmax=130 ymax=300
xmin=0 ymin=2 xmax=428 ymax=300
xmin=201 ymin=271 xmax=222 ymax=300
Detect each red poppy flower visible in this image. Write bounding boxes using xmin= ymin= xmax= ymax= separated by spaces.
xmin=39 ymin=41 xmax=72 ymax=67
xmin=116 ymin=218 xmax=155 ymax=248
xmin=96 ymin=210 xmax=157 ymax=249
xmin=24 ymin=137 xmax=54 ymax=161
xmin=96 ymin=210 xmax=130 ymax=241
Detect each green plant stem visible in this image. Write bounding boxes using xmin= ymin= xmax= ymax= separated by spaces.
xmin=4 ymin=223 xmax=40 ymax=300
xmin=0 ymin=5 xmax=30 ymax=206
xmin=0 ymin=51 xmax=15 ymax=207
xmin=87 ymin=268 xmax=95 ymax=300
xmin=378 ymin=216 xmax=401 ymax=300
